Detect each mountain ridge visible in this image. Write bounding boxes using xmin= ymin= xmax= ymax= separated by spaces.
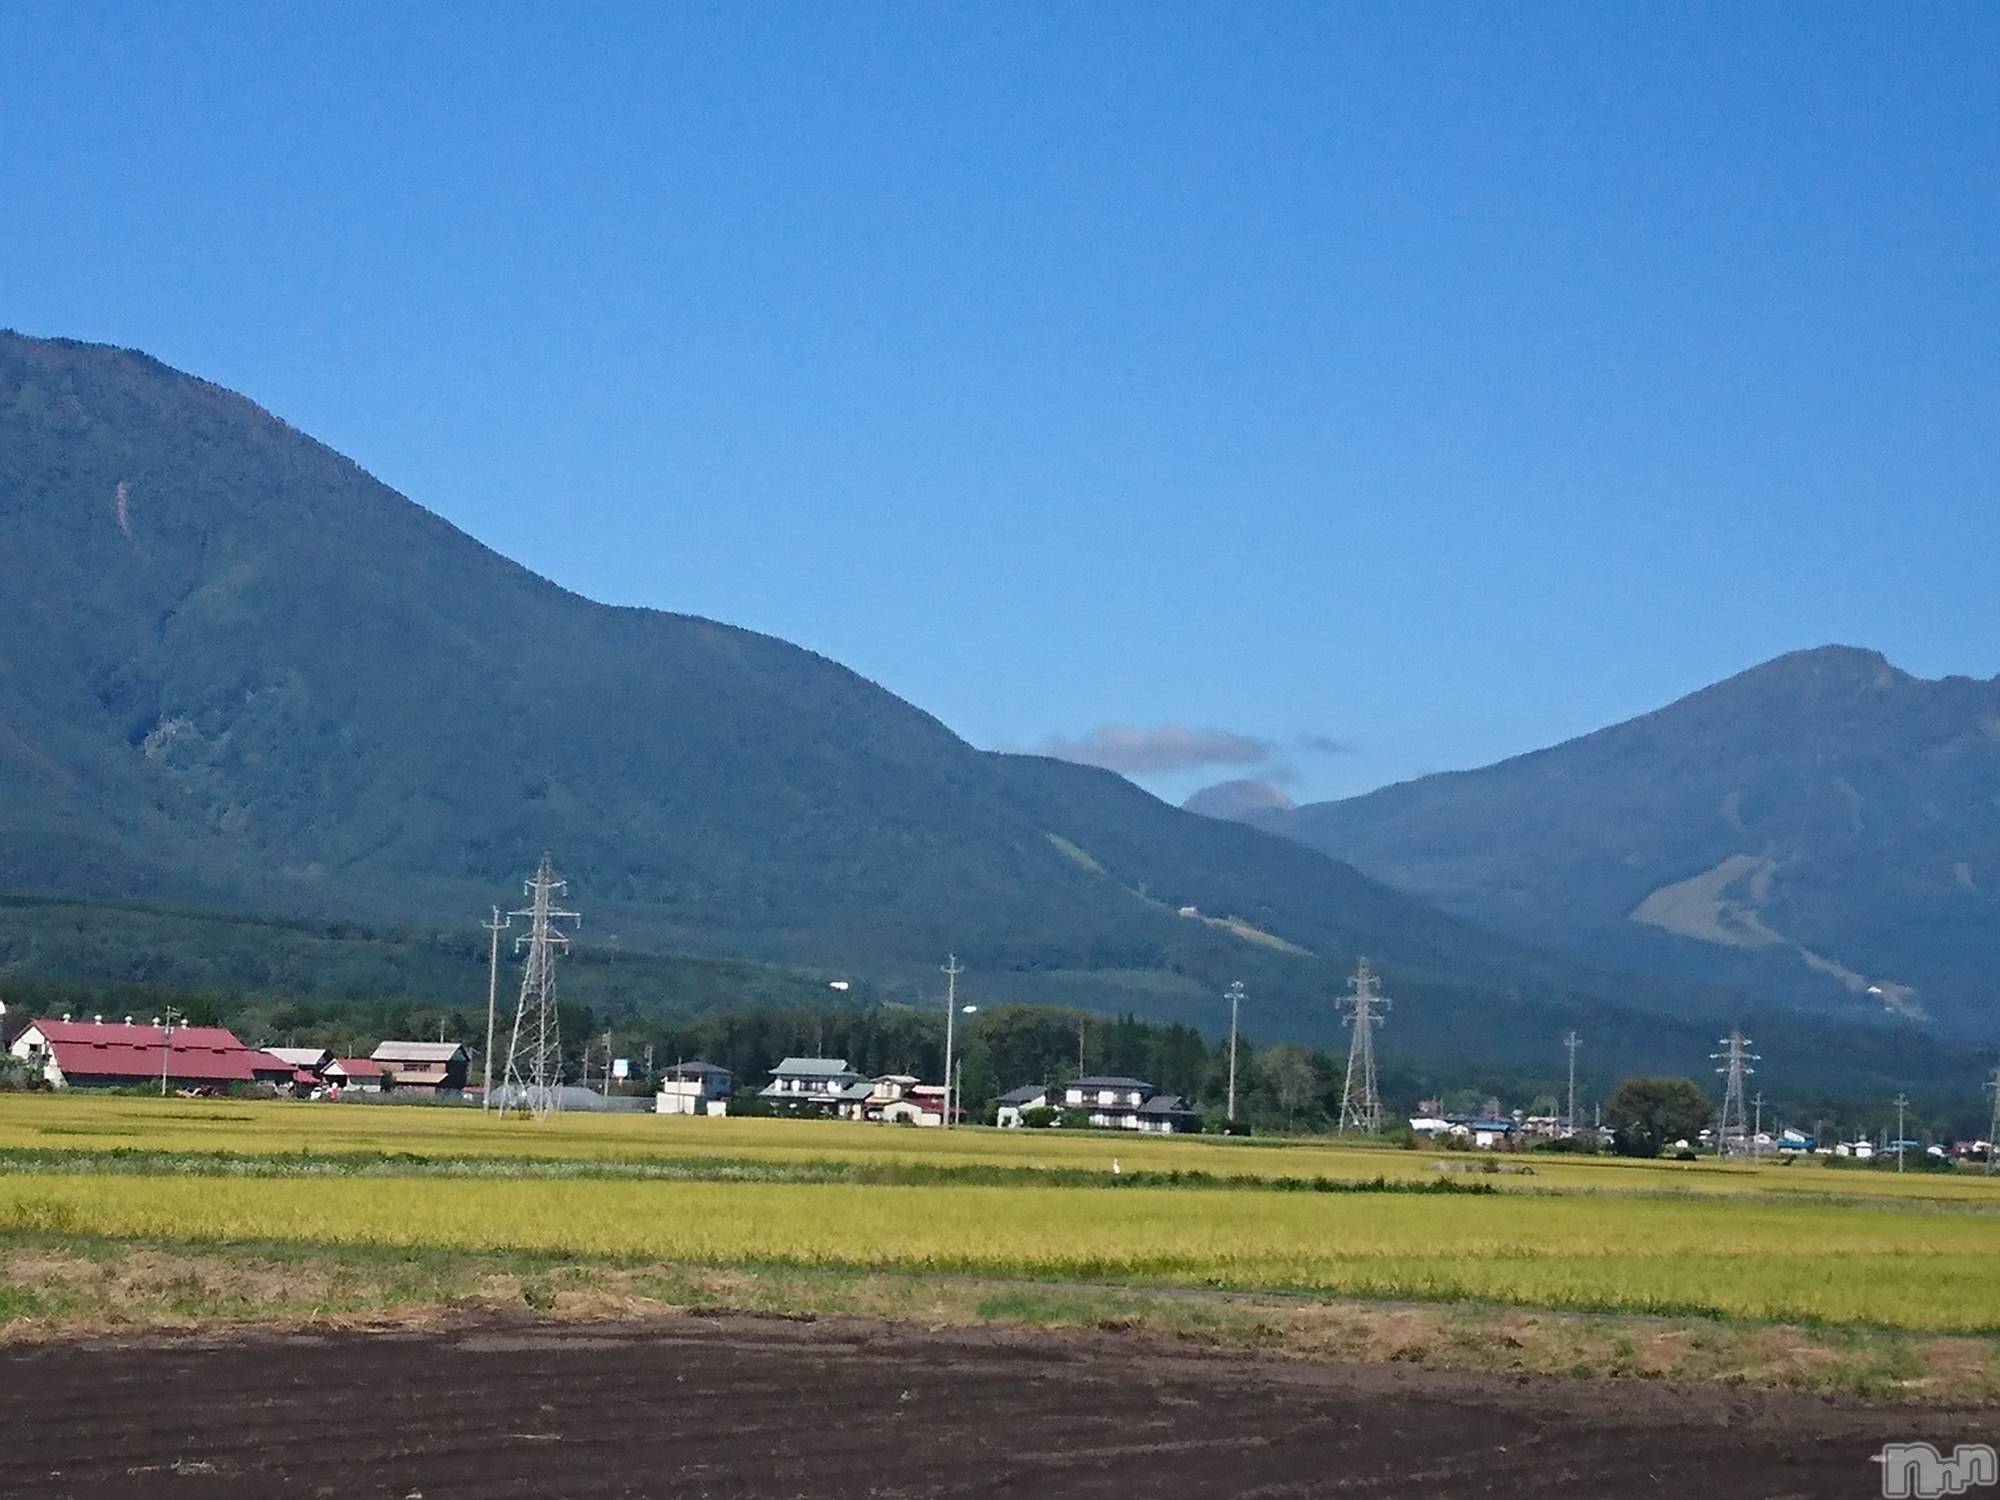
xmin=1260 ymin=646 xmax=2000 ymax=1039
xmin=0 ymin=328 xmax=1643 ymax=1062
xmin=5 ymin=327 xmax=1988 ymax=1096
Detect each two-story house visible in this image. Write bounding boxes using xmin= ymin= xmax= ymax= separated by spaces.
xmin=656 ymin=1059 xmax=734 ymax=1116
xmin=1059 ymin=1075 xmax=1201 ymax=1133
xmin=759 ymin=1057 xmax=863 ymax=1113
xmin=835 ymin=1074 xmax=949 ymax=1125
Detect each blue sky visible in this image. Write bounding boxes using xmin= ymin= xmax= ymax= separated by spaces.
xmin=3 ymin=3 xmax=1995 ymax=805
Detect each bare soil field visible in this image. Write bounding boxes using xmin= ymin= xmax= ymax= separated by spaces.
xmin=1 ymin=1314 xmax=1991 ymax=1498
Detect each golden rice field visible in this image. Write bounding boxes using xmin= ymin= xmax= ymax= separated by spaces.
xmin=4 ymin=1094 xmax=1997 ymax=1204
xmin=4 ymin=1170 xmax=1998 ymax=1331
xmin=2 ymin=1095 xmax=1999 ymax=1333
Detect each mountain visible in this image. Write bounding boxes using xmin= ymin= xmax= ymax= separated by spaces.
xmin=0 ymin=330 xmax=1599 ymax=1055
xmin=1260 ymin=648 xmax=2000 ymax=1040
xmin=1182 ymin=779 xmax=1296 ymax=822
xmin=2 ymin=330 xmax=1987 ymax=1095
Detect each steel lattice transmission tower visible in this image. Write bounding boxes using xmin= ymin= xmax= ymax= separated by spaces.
xmin=1562 ymin=1030 xmax=1582 ymax=1138
xmin=499 ymin=853 xmax=580 ymax=1120
xmin=1986 ymin=1062 xmax=2000 ymax=1177
xmin=1336 ymin=958 xmax=1391 ymax=1135
xmin=1711 ymin=1028 xmax=1758 ymax=1157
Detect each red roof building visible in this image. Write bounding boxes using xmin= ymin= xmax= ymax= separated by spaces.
xmin=7 ymin=1018 xmax=292 ymax=1090
xmin=322 ymin=1056 xmax=386 ymax=1091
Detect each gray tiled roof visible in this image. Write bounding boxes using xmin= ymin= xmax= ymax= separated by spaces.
xmin=772 ymin=1057 xmax=854 ymax=1077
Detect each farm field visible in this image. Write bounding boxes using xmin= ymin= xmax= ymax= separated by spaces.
xmin=1 ymin=1095 xmax=1998 ymax=1345
xmin=7 ymin=1166 xmax=2000 ymax=1330
xmin=3 ymin=1094 xmax=1995 ymax=1204
xmin=6 ymin=1317 xmax=1995 ymax=1500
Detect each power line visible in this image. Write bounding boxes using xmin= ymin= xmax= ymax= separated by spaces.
xmin=499 ymin=853 xmax=579 ymax=1120
xmin=1336 ymin=958 xmax=1390 ymax=1135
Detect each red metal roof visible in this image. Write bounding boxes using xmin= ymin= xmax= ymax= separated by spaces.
xmin=33 ymin=1019 xmax=246 ymax=1050
xmin=329 ymin=1057 xmax=384 ymax=1078
xmin=30 ymin=1024 xmax=270 ymax=1080
xmin=27 ymin=1018 xmax=281 ymax=1085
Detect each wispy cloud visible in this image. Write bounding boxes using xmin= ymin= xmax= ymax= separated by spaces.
xmin=1040 ymin=725 xmax=1274 ymax=775
xmin=1038 ymin=724 xmax=1360 ymax=777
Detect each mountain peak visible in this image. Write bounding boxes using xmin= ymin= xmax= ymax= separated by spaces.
xmin=1183 ymin=779 xmax=1297 ymax=822
xmin=1742 ymin=644 xmax=1898 ymax=681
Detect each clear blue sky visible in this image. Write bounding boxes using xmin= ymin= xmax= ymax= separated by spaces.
xmin=4 ymin=3 xmax=1995 ymax=805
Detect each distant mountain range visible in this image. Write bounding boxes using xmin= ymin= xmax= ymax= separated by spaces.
xmin=0 ymin=329 xmax=1987 ymax=1094
xmin=1254 ymin=648 xmax=2000 ymax=1041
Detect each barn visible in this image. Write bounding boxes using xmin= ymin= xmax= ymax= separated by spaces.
xmin=8 ymin=1017 xmax=292 ymax=1091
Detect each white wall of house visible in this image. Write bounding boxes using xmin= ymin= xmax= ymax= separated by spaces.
xmin=8 ymin=1027 xmax=64 ymax=1087
xmin=656 ymin=1080 xmax=727 ymax=1116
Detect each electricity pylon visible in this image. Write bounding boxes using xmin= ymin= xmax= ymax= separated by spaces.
xmin=499 ymin=853 xmax=579 ymax=1120
xmin=1336 ymin=959 xmax=1390 ymax=1135
xmin=1711 ymin=1029 xmax=1757 ymax=1157
xmin=1986 ymin=1063 xmax=2000 ymax=1176
xmin=1562 ymin=1030 xmax=1582 ymax=1137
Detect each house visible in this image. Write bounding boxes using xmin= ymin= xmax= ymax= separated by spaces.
xmin=886 ymin=1082 xmax=949 ymax=1126
xmin=8 ymin=1016 xmax=293 ymax=1091
xmin=370 ymin=1040 xmax=471 ymax=1093
xmin=1447 ymin=1116 xmax=1517 ymax=1149
xmin=1136 ymin=1094 xmax=1200 ymax=1133
xmin=832 ymin=1074 xmax=951 ymax=1125
xmin=1057 ymin=1076 xmax=1201 ymax=1134
xmin=656 ymin=1059 xmax=733 ymax=1116
xmin=760 ymin=1057 xmax=863 ymax=1113
xmin=263 ymin=1045 xmax=335 ymax=1096
xmin=996 ymin=1084 xmax=1052 ymax=1128
xmin=321 ymin=1056 xmax=386 ymax=1093
xmin=264 ymin=1045 xmax=334 ymax=1075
